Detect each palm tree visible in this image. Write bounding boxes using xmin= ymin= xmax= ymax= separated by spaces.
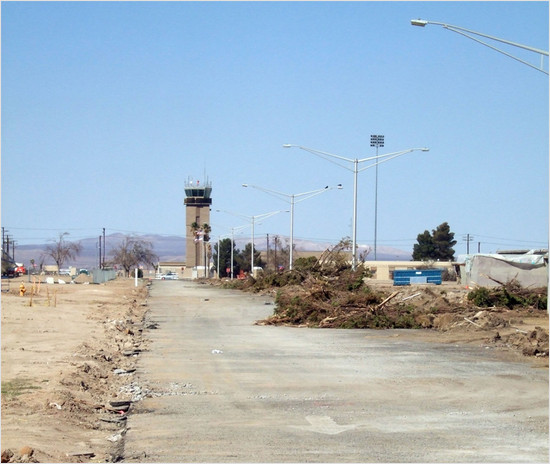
xmin=189 ymin=222 xmax=201 ymax=267
xmin=201 ymin=223 xmax=212 ymax=277
xmin=202 ymin=223 xmax=211 ymax=242
xmin=189 ymin=222 xmax=212 ymax=273
xmin=190 ymin=222 xmax=200 ymax=239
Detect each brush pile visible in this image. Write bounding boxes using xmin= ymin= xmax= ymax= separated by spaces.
xmin=214 ymin=246 xmax=548 ymax=358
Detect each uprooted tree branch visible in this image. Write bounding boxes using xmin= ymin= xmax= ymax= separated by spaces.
xmin=210 ymin=240 xmax=548 ymax=358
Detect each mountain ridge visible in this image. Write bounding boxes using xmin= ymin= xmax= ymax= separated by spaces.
xmin=12 ymin=233 xmax=412 ymax=268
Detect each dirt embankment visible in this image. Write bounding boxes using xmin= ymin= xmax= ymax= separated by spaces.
xmin=1 ymin=277 xmax=151 ymax=463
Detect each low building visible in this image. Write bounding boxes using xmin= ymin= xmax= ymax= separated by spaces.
xmin=459 ymin=249 xmax=548 ymax=288
xmin=156 ymin=262 xmax=186 ymax=279
xmin=258 ymin=250 xmax=456 ymax=282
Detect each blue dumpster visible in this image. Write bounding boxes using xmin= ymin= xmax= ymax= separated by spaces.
xmin=393 ymin=269 xmax=442 ymax=286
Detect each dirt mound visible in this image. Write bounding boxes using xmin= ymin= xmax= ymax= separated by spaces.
xmin=1 ymin=447 xmax=39 ymax=463
xmin=503 ymin=326 xmax=549 ymax=356
xmin=1 ymin=278 xmax=151 ymax=463
xmin=72 ymin=273 xmax=94 ymax=284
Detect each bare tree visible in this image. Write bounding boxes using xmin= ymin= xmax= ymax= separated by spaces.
xmin=269 ymin=235 xmax=290 ymax=271
xmin=43 ymin=232 xmax=83 ymax=271
xmin=111 ymin=235 xmax=157 ymax=277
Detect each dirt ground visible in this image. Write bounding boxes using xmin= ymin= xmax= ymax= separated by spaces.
xmin=1 ymin=276 xmax=150 ymax=463
xmin=1 ymin=276 xmax=548 ymax=463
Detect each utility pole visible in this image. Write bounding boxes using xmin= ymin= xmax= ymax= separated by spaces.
xmin=463 ymin=234 xmax=474 ymax=254
xmin=102 ymin=228 xmax=106 ymax=269
xmin=99 ymin=236 xmax=102 ymax=269
xmin=274 ymin=236 xmax=278 ymax=270
xmin=266 ymin=234 xmax=270 ymax=270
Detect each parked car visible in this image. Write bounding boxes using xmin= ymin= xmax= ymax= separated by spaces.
xmin=157 ymin=271 xmax=179 ymax=280
xmin=14 ymin=265 xmax=27 ymax=276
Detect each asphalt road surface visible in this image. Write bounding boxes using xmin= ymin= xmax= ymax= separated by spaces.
xmin=123 ymin=280 xmax=548 ymax=462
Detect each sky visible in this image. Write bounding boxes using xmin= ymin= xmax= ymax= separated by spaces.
xmin=1 ymin=1 xmax=548 ymax=258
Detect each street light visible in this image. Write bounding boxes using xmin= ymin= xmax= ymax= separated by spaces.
xmin=370 ymin=134 xmax=384 ymax=261
xmin=283 ymin=144 xmax=429 ymax=270
xmin=217 ymin=209 xmax=288 ymax=276
xmin=242 ymin=183 xmax=343 ymax=270
xmin=216 ymin=224 xmax=249 ymax=279
xmin=412 ymin=18 xmax=549 ymax=310
xmin=411 ymin=18 xmax=549 ymax=75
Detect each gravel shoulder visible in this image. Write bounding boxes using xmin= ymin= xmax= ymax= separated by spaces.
xmin=1 ymin=277 xmax=548 ymax=462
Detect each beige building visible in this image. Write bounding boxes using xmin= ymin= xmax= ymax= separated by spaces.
xmin=259 ymin=250 xmax=455 ymax=282
xmin=156 ymin=262 xmax=186 ymax=278
xmin=183 ymin=178 xmax=212 ymax=279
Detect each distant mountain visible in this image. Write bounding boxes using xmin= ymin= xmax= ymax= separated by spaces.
xmin=13 ymin=233 xmax=411 ymax=269
xmin=231 ymin=237 xmax=412 ymax=261
xmin=13 ymin=233 xmax=186 ymax=269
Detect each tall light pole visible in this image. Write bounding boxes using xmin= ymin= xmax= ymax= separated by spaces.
xmin=412 ymin=19 xmax=548 ymax=307
xmin=411 ymin=19 xmax=548 ymax=75
xmin=242 ymin=183 xmax=343 ymax=270
xmin=217 ymin=209 xmax=287 ymax=276
xmin=283 ymin=144 xmax=429 ymax=270
xmin=216 ymin=224 xmax=249 ymax=279
xmin=370 ymin=135 xmax=384 ymax=261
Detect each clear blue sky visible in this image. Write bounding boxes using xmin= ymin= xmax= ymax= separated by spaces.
xmin=2 ymin=1 xmax=548 ymax=257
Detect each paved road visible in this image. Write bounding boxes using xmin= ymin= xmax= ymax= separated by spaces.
xmin=123 ymin=280 xmax=548 ymax=462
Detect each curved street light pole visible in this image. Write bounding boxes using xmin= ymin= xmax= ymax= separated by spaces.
xmin=242 ymin=183 xmax=343 ymax=270
xmin=217 ymin=209 xmax=287 ymax=276
xmin=412 ymin=18 xmax=549 ymax=310
xmin=283 ymin=144 xmax=429 ymax=270
xmin=216 ymin=224 xmax=249 ymax=279
xmin=411 ymin=19 xmax=549 ymax=75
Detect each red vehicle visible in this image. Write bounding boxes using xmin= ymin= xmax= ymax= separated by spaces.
xmin=14 ymin=265 xmax=27 ymax=276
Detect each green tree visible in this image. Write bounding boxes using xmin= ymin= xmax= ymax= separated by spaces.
xmin=190 ymin=222 xmax=212 ymax=273
xmin=214 ymin=238 xmax=236 ymax=278
xmin=412 ymin=230 xmax=435 ymax=261
xmin=237 ymin=243 xmax=264 ymax=273
xmin=201 ymin=223 xmax=211 ymax=242
xmin=412 ymin=222 xmax=456 ymax=261
xmin=201 ymin=223 xmax=212 ymax=277
xmin=432 ymin=222 xmax=456 ymax=261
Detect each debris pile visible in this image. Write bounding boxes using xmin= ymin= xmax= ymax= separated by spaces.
xmin=214 ymin=261 xmax=548 ymax=358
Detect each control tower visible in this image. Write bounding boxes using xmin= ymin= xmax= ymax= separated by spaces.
xmin=184 ymin=177 xmax=212 ymax=277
